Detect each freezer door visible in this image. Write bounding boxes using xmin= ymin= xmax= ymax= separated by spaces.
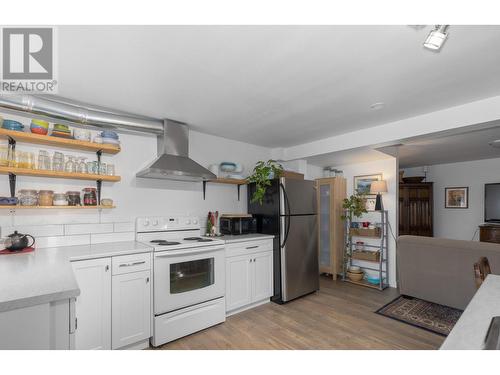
xmin=280 ymin=178 xmax=317 ymax=216
xmin=281 ymin=214 xmax=319 ymax=302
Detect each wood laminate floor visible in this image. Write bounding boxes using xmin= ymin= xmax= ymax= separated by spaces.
xmin=156 ymin=276 xmax=445 ymax=350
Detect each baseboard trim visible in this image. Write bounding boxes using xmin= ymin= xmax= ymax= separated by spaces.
xmin=226 ymin=298 xmax=270 ymax=317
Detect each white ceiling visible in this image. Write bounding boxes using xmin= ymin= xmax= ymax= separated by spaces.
xmin=379 ymin=125 xmax=500 ymax=168
xmin=306 ymin=147 xmax=392 ymax=168
xmin=57 ymin=25 xmax=500 ymax=148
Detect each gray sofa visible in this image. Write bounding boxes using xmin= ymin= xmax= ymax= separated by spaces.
xmin=397 ymin=235 xmax=500 ymax=310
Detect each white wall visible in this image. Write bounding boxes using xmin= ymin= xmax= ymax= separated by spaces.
xmin=0 ymin=111 xmax=272 ymax=240
xmin=321 ymin=157 xmax=398 ymax=287
xmin=403 ymin=157 xmax=500 ymax=241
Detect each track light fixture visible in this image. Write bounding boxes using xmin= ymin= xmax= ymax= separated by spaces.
xmin=423 ymin=25 xmax=449 ymax=51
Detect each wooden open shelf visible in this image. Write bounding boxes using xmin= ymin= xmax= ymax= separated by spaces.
xmin=0 ymin=128 xmax=120 ymax=154
xmin=0 ymin=205 xmax=115 ymax=209
xmin=208 ymin=178 xmax=247 ymax=185
xmin=0 ymin=166 xmax=121 ymax=182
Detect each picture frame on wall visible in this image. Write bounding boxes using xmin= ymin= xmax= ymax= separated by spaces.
xmin=353 ymin=174 xmax=383 ymax=196
xmin=445 ymin=187 xmax=469 ymax=209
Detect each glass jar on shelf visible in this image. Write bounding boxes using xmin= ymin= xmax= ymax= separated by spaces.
xmin=18 ymin=189 xmax=38 ymax=206
xmin=66 ymin=191 xmax=81 ymax=206
xmin=82 ymin=187 xmax=97 ymax=206
xmin=38 ymin=190 xmax=54 ymax=206
xmin=53 ymin=192 xmax=68 ymax=206
xmin=106 ymin=163 xmax=115 ymax=176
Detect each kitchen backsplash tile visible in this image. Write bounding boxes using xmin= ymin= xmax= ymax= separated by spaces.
xmin=91 ymin=232 xmax=135 ymax=244
xmin=36 ymin=234 xmax=91 ymax=248
xmin=65 ymin=223 xmax=114 ymax=235
xmin=113 ymin=222 xmax=135 ymax=233
xmin=1 ymin=224 xmax=64 ymax=238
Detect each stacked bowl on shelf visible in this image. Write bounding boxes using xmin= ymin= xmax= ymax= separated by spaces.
xmin=30 ymin=119 xmax=49 ymax=135
xmin=2 ymin=119 xmax=24 ymax=132
xmin=96 ymin=130 xmax=120 ymax=145
xmin=51 ymin=123 xmax=72 ymax=138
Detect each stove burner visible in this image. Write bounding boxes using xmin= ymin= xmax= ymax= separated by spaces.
xmin=150 ymin=240 xmax=181 ymax=246
xmin=183 ymin=236 xmax=214 ymax=243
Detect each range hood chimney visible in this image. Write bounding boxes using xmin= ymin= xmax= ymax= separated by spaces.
xmin=136 ymin=119 xmax=216 ymax=181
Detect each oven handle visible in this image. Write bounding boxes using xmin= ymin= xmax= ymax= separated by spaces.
xmin=154 ymin=245 xmax=225 ymax=258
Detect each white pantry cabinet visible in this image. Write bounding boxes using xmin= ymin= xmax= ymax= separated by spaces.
xmin=71 ymin=257 xmax=112 ymax=350
xmin=71 ymin=252 xmax=152 ymax=350
xmin=225 ymin=239 xmax=273 ymax=315
xmin=112 ymin=270 xmax=151 ymax=349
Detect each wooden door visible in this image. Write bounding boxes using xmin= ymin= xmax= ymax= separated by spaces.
xmin=399 ymin=183 xmax=433 ymax=237
xmin=112 ymin=270 xmax=151 ymax=349
xmin=72 ymin=258 xmax=111 ymax=350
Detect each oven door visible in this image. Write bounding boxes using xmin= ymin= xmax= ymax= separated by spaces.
xmin=154 ymin=245 xmax=225 ymax=315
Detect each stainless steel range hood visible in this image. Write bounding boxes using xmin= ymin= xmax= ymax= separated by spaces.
xmin=136 ymin=119 xmax=216 ymax=181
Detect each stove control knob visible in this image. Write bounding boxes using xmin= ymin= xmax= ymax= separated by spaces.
xmin=143 ymin=219 xmax=150 ymax=227
xmin=185 ymin=219 xmax=191 ymax=225
xmin=152 ymin=220 xmax=159 ymax=226
xmin=193 ymin=219 xmax=198 ymax=224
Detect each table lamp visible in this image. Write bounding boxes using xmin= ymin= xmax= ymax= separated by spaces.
xmin=370 ymin=180 xmax=387 ymax=211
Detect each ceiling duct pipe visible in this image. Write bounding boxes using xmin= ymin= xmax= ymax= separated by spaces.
xmin=0 ymin=94 xmax=164 ymax=134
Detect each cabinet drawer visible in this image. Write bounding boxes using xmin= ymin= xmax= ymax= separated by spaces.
xmin=112 ymin=253 xmax=151 ymax=275
xmin=226 ymin=239 xmax=273 ymax=257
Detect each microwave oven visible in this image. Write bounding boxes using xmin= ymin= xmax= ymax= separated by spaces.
xmin=220 ymin=215 xmax=257 ymax=235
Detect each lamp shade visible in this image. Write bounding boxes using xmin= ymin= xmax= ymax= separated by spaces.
xmin=370 ymin=180 xmax=387 ymax=194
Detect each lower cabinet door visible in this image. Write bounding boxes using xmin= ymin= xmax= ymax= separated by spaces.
xmin=112 ymin=270 xmax=151 ymax=349
xmin=225 ymin=254 xmax=252 ymax=312
xmin=252 ymin=251 xmax=273 ymax=302
xmin=72 ymin=258 xmax=112 ymax=350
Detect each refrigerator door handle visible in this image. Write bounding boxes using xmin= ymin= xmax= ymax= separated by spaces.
xmin=280 ymin=183 xmax=291 ymax=248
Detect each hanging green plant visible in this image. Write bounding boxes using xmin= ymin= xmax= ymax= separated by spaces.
xmin=247 ymin=160 xmax=284 ymax=204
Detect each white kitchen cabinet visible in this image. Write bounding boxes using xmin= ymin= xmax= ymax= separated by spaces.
xmin=225 ymin=239 xmax=274 ymax=315
xmin=112 ymin=270 xmax=151 ymax=349
xmin=71 ymin=258 xmax=112 ymax=350
xmin=225 ymin=254 xmax=253 ymax=312
xmin=252 ymin=251 xmax=273 ymax=302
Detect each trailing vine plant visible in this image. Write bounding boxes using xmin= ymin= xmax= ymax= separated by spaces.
xmin=247 ymin=160 xmax=284 ymax=204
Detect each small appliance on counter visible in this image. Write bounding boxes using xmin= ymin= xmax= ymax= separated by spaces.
xmin=1 ymin=231 xmax=35 ymax=252
xmin=220 ymin=214 xmax=257 ymax=235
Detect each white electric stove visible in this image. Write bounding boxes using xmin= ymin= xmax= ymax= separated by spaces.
xmin=136 ymin=216 xmax=226 ymax=347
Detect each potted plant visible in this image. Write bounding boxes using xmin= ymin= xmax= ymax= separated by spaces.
xmin=247 ymin=160 xmax=284 ymax=204
xmin=341 ymin=192 xmax=368 ymax=222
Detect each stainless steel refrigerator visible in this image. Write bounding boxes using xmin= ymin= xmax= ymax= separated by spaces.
xmin=248 ymin=177 xmax=319 ymax=303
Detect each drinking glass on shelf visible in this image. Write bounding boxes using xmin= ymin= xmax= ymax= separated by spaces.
xmin=65 ymin=156 xmax=76 ymax=173
xmin=106 ymin=163 xmax=115 ymax=176
xmin=52 ymin=152 xmax=65 ymax=171
xmin=77 ymin=157 xmax=88 ymax=174
xmin=98 ymin=162 xmax=106 ymax=175
xmin=38 ymin=150 xmax=51 ymax=170
xmin=86 ymin=161 xmax=95 ymax=174
xmin=0 ymin=145 xmax=9 ymax=167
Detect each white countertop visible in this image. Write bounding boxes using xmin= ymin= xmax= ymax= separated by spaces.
xmin=222 ymin=233 xmax=275 ymax=244
xmin=62 ymin=241 xmax=152 ymax=261
xmin=0 ymin=241 xmax=152 ymax=313
xmin=441 ymin=274 xmax=500 ymax=350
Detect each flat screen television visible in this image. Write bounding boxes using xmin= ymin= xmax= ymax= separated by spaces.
xmin=485 ymin=183 xmax=500 ymax=223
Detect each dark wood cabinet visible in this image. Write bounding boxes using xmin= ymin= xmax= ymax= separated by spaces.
xmin=399 ymin=183 xmax=433 ymax=237
xmin=479 ymin=225 xmax=500 ymax=244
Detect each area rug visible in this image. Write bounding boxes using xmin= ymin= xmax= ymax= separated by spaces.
xmin=375 ymin=295 xmax=462 ymax=336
